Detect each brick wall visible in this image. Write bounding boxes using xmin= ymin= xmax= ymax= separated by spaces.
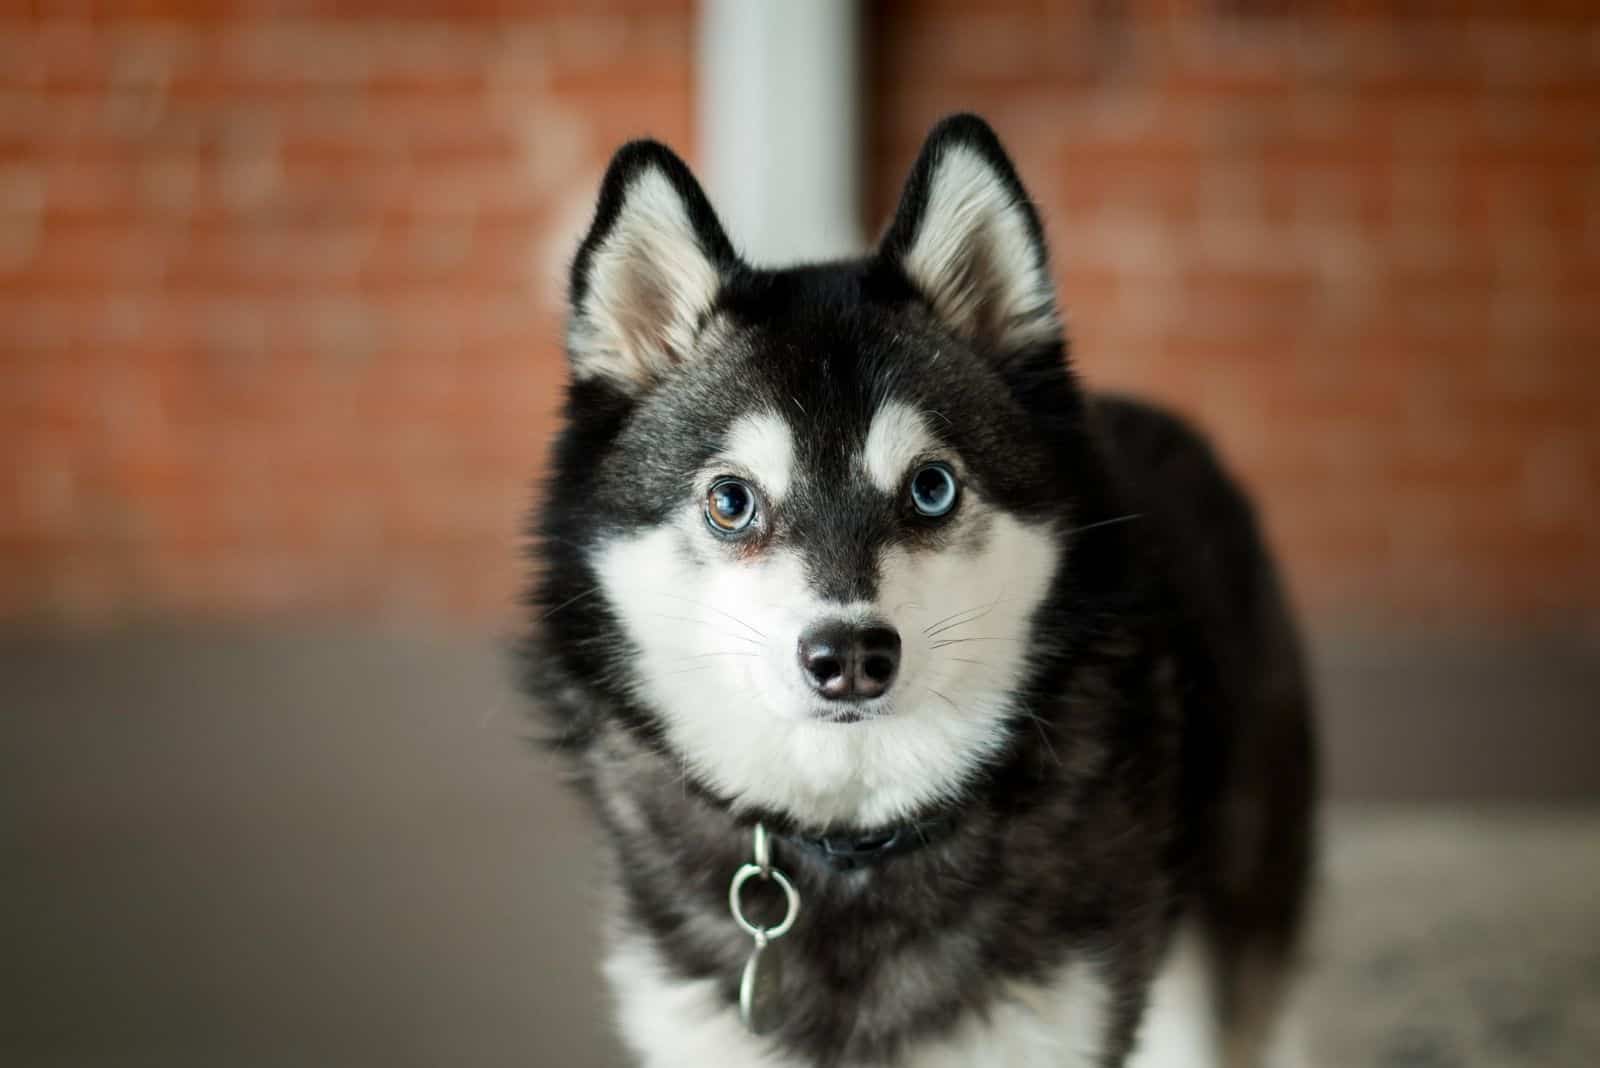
xmin=2 ymin=2 xmax=1596 ymax=629
xmin=2 ymin=3 xmax=694 ymax=624
xmin=870 ymin=1 xmax=1599 ymax=628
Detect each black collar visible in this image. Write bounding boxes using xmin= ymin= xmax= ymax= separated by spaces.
xmin=778 ymin=811 xmax=959 ymax=872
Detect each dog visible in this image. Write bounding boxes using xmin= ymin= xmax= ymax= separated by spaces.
xmin=524 ymin=114 xmax=1316 ymax=1067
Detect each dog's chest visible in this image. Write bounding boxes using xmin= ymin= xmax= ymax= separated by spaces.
xmin=604 ymin=925 xmax=1220 ymax=1068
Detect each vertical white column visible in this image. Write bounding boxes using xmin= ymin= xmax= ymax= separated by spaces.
xmin=698 ymin=0 xmax=862 ymax=265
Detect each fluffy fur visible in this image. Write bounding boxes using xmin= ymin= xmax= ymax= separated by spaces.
xmin=524 ymin=114 xmax=1316 ymax=1067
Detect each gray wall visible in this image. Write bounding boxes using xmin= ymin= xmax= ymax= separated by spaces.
xmin=3 ymin=626 xmax=1596 ymax=1066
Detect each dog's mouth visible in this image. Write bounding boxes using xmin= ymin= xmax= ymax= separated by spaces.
xmin=812 ymin=703 xmax=887 ymax=725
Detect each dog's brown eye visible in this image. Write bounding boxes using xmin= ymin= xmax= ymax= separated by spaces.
xmin=706 ymin=478 xmax=758 ymax=534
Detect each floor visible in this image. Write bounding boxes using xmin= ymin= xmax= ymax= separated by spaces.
xmin=1304 ymin=809 xmax=1600 ymax=1068
xmin=3 ymin=626 xmax=1596 ymax=1066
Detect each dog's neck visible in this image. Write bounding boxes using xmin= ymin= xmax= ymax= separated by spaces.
xmin=773 ymin=807 xmax=962 ymax=871
xmin=581 ymin=715 xmax=995 ymax=883
xmin=599 ymin=727 xmax=968 ymax=875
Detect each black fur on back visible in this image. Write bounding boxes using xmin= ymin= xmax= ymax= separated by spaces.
xmin=521 ymin=115 xmax=1316 ymax=1066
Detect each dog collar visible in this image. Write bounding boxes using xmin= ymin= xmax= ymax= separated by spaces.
xmin=724 ymin=814 xmax=958 ymax=1035
xmin=779 ymin=811 xmax=959 ymax=871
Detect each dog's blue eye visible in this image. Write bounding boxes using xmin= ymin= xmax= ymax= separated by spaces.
xmin=706 ymin=478 xmax=757 ymax=534
xmin=909 ymin=463 xmax=958 ymax=518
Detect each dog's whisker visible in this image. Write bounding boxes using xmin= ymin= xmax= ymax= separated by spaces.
xmin=928 ymin=637 xmax=1022 ymax=649
xmin=922 ymin=594 xmax=1023 ymax=638
xmin=1015 ymin=709 xmax=1063 ymax=767
xmin=921 ymin=603 xmax=989 ymax=636
xmin=657 ymin=646 xmax=762 ymax=664
xmin=925 ymin=606 xmax=998 ymax=638
xmin=640 ymin=613 xmax=763 ymax=639
xmin=1064 ymin=512 xmax=1143 ymax=538
xmin=645 ymin=592 xmax=768 ymax=639
xmin=537 ymin=585 xmax=603 ymax=621
xmin=658 ymin=665 xmax=717 ymax=678
xmin=636 ymin=613 xmax=764 ymax=646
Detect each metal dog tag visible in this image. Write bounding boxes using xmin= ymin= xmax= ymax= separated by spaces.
xmin=730 ymin=825 xmax=799 ymax=1036
xmin=739 ymin=934 xmax=784 ymax=1035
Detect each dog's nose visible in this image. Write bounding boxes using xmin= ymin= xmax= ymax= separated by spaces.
xmin=797 ymin=622 xmax=901 ymax=701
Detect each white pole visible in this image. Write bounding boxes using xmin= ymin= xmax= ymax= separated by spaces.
xmin=698 ymin=0 xmax=862 ymax=266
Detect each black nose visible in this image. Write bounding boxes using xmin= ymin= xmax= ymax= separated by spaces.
xmin=797 ymin=623 xmax=901 ymax=701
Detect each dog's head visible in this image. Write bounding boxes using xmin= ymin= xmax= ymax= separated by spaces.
xmin=537 ymin=115 xmax=1103 ymax=828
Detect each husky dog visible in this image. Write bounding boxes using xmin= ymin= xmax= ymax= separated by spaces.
xmin=525 ymin=115 xmax=1315 ymax=1067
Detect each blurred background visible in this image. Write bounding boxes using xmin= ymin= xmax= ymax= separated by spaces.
xmin=3 ymin=2 xmax=1597 ymax=1066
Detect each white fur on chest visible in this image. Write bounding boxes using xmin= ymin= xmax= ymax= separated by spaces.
xmin=605 ymin=925 xmax=1220 ymax=1068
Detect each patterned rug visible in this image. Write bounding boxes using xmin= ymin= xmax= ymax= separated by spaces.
xmin=1303 ymin=809 xmax=1600 ymax=1067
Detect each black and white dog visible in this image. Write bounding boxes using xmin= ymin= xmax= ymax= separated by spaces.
xmin=525 ymin=115 xmax=1316 ymax=1067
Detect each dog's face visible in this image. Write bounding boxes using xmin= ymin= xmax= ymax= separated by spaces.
xmin=540 ymin=117 xmax=1092 ymax=828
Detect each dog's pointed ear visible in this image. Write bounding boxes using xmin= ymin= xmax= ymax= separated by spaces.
xmin=878 ymin=115 xmax=1062 ymax=363
xmin=567 ymin=141 xmax=740 ymax=394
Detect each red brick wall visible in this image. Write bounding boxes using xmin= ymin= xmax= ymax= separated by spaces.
xmin=2 ymin=2 xmax=1596 ymax=629
xmin=871 ymin=1 xmax=1599 ymax=628
xmin=2 ymin=3 xmax=694 ymax=624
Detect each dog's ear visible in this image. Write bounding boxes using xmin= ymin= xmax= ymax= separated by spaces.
xmin=567 ymin=141 xmax=740 ymax=394
xmin=878 ymin=115 xmax=1062 ymax=364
